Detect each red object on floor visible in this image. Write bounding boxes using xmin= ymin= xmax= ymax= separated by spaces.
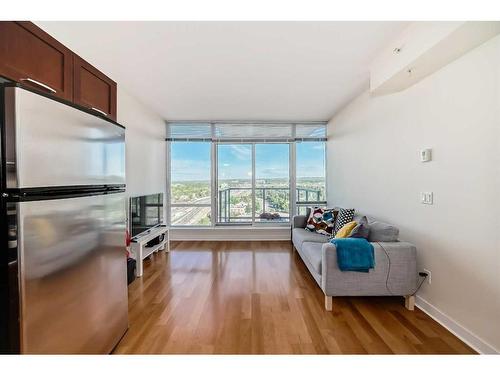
xmin=126 ymin=229 xmax=132 ymax=257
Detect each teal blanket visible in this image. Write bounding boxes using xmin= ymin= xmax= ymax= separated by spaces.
xmin=330 ymin=238 xmax=375 ymax=273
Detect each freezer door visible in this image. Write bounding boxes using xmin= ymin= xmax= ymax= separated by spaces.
xmin=3 ymin=86 xmax=125 ymax=189
xmin=17 ymin=193 xmax=128 ymax=354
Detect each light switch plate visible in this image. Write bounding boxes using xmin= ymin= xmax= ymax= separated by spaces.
xmin=421 ymin=192 xmax=433 ymax=205
xmin=420 ymin=148 xmax=432 ymax=162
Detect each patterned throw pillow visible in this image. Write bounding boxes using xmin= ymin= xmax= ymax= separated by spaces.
xmin=333 ymin=208 xmax=355 ymax=236
xmin=349 ymin=216 xmax=370 ymax=239
xmin=305 ymin=207 xmax=337 ymax=236
xmin=335 ymin=221 xmax=357 ymax=238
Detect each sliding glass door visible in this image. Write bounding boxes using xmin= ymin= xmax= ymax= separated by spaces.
xmin=216 ymin=143 xmax=290 ymax=224
xmin=255 ymin=144 xmax=289 ymax=223
xmin=217 ymin=144 xmax=253 ymax=223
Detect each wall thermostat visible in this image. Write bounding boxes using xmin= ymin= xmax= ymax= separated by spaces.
xmin=420 ymin=148 xmax=432 ymax=162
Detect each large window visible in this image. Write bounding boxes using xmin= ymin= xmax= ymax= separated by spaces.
xmin=167 ymin=122 xmax=326 ymax=226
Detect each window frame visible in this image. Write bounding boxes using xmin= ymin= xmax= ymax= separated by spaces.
xmin=166 ymin=122 xmax=327 ymax=228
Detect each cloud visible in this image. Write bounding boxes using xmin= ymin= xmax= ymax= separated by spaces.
xmin=172 ymin=159 xmax=211 ymax=181
xmin=226 ymin=144 xmax=251 ymax=160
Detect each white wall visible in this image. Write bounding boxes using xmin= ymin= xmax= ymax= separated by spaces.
xmin=327 ymin=35 xmax=500 ymax=353
xmin=117 ymin=87 xmax=166 ymax=198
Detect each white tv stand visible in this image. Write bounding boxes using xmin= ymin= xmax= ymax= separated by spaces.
xmin=131 ymin=225 xmax=169 ymax=277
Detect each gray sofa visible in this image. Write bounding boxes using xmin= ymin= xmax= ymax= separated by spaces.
xmin=292 ymin=210 xmax=418 ymax=311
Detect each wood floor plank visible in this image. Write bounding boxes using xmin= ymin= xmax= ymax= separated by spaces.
xmin=113 ymin=241 xmax=476 ymax=354
xmin=343 ymin=300 xmax=394 ymax=354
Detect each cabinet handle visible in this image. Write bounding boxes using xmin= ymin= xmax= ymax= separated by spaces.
xmin=91 ymin=107 xmax=108 ymax=117
xmin=20 ymin=78 xmax=57 ymax=94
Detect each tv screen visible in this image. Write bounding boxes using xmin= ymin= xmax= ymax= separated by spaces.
xmin=130 ymin=193 xmax=164 ymax=237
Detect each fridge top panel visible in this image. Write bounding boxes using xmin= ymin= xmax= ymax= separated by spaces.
xmin=3 ymin=86 xmax=126 ymax=189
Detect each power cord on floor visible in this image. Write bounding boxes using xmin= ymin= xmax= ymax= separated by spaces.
xmin=377 ymin=242 xmax=428 ymax=297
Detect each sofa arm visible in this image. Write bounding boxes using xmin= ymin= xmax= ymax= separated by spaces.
xmin=321 ymin=241 xmax=418 ymax=297
xmin=321 ymin=243 xmax=339 ymax=294
xmin=292 ymin=215 xmax=307 ymax=229
xmin=373 ymin=241 xmax=418 ymax=295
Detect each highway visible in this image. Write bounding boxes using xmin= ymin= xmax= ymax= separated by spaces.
xmin=171 ymin=196 xmax=211 ymax=225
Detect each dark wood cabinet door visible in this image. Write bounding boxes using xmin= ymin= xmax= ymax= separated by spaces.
xmin=73 ymin=55 xmax=117 ymax=121
xmin=0 ymin=21 xmax=73 ymax=100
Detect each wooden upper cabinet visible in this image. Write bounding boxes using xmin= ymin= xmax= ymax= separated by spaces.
xmin=0 ymin=21 xmax=73 ymax=101
xmin=73 ymin=55 xmax=117 ymax=121
xmin=0 ymin=21 xmax=118 ymax=122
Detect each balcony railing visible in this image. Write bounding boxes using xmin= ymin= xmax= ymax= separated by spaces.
xmin=217 ymin=187 xmax=323 ymax=223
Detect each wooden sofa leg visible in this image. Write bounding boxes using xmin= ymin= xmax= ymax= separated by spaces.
xmin=325 ymin=295 xmax=333 ymax=311
xmin=404 ymin=295 xmax=415 ymax=311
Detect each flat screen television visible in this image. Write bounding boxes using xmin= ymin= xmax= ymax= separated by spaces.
xmin=129 ymin=193 xmax=164 ymax=238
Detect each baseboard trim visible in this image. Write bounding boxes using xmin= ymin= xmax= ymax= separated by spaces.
xmin=415 ymin=295 xmax=498 ymax=354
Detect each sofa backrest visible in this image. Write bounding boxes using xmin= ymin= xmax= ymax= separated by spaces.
xmin=301 ymin=208 xmax=400 ymax=242
xmin=353 ymin=213 xmax=400 ymax=242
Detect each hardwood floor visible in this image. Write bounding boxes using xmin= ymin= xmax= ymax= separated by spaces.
xmin=114 ymin=241 xmax=475 ymax=354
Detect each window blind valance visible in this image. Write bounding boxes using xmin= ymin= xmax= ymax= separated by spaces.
xmin=166 ymin=122 xmax=327 ymax=142
xmin=295 ymin=123 xmax=327 ymax=140
xmin=166 ymin=122 xmax=212 ymax=141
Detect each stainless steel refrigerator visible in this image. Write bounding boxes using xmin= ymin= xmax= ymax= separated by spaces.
xmin=0 ymin=83 xmax=128 ymax=354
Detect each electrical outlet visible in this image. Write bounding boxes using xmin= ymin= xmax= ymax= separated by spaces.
xmin=423 ymin=269 xmax=432 ymax=284
xmin=421 ymin=192 xmax=433 ymax=205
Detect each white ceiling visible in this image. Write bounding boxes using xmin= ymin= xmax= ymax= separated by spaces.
xmin=36 ymin=21 xmax=408 ymax=121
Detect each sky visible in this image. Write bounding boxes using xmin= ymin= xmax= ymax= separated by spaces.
xmin=170 ymin=142 xmax=325 ymax=182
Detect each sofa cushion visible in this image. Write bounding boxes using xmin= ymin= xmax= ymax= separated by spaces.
xmin=305 ymin=207 xmax=337 ymax=236
xmin=335 ymin=221 xmax=357 ymax=238
xmin=367 ymin=221 xmax=399 ymax=242
xmin=293 ymin=214 xmax=308 ymax=229
xmin=292 ymin=228 xmax=329 ymax=250
xmin=349 ymin=216 xmax=370 ymax=239
xmin=301 ymin=242 xmax=324 ymax=275
xmin=333 ymin=208 xmax=355 ymax=235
